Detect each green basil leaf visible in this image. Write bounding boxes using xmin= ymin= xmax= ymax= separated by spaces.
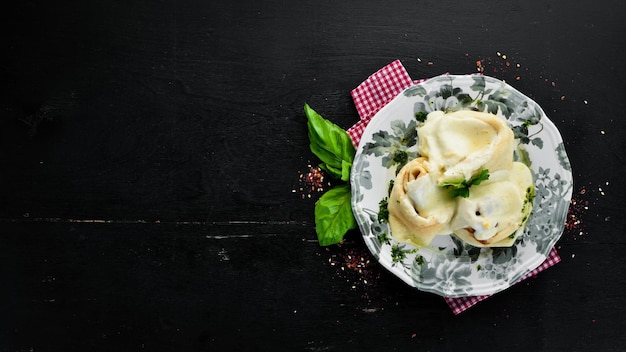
xmin=304 ymin=103 xmax=355 ymax=180
xmin=314 ymin=184 xmax=356 ymax=246
xmin=319 ymin=162 xmax=342 ymax=179
xmin=340 ymin=160 xmax=351 ymax=182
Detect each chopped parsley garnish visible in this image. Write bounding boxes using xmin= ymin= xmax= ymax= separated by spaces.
xmin=415 ymin=255 xmax=425 ymax=266
xmin=415 ymin=111 xmax=428 ymax=122
xmin=391 ymin=244 xmax=418 ymax=264
xmin=378 ymin=197 xmax=389 ymax=223
xmin=391 ymin=245 xmax=406 ymax=263
xmin=392 ymin=150 xmax=408 ymax=165
xmin=377 ymin=232 xmax=391 ymax=245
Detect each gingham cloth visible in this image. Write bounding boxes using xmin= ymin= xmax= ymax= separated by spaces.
xmin=348 ymin=59 xmax=561 ymax=315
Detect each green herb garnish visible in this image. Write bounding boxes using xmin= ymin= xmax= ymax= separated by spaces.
xmin=414 ymin=111 xmax=428 ymax=122
xmin=391 ymin=244 xmax=407 ymax=263
xmin=378 ymin=197 xmax=389 ymax=223
xmin=391 ymin=244 xmax=418 ymax=264
xmin=392 ymin=150 xmax=408 ymax=165
xmin=305 ymin=103 xmax=357 ymax=246
xmin=415 ymin=255 xmax=425 ymax=266
xmin=387 ymin=179 xmax=395 ymax=195
xmin=441 ymin=169 xmax=490 ymax=198
xmin=377 ymin=232 xmax=391 ymax=245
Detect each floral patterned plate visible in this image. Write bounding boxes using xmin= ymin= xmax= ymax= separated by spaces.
xmin=350 ymin=74 xmax=572 ymax=298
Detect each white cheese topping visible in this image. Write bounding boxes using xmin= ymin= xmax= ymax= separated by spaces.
xmin=405 ymin=172 xmax=455 ymax=226
xmin=418 ymin=110 xmax=512 ymax=183
xmin=451 ymin=162 xmax=532 ymax=241
xmin=387 ymin=108 xmax=533 ymax=247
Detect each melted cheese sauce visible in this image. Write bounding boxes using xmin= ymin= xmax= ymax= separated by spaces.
xmin=418 ymin=110 xmax=509 ymax=183
xmin=451 ymin=162 xmax=532 ymax=241
xmin=387 ymin=109 xmax=534 ymax=247
xmin=405 ymin=172 xmax=455 ymax=227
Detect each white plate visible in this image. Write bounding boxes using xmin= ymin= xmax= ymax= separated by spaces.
xmin=350 ymin=74 xmax=573 ymax=297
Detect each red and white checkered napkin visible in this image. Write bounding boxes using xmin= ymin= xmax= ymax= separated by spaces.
xmin=348 ymin=60 xmax=561 ymax=314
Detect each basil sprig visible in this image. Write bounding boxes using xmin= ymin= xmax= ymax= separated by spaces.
xmin=304 ymin=103 xmax=356 ymax=246
xmin=305 ymin=104 xmax=355 ymax=181
xmin=440 ymin=169 xmax=490 ymax=198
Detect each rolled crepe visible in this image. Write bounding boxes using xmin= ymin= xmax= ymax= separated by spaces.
xmin=388 ymin=157 xmax=456 ymax=246
xmin=418 ymin=110 xmax=514 ymax=185
xmin=451 ymin=162 xmax=534 ymax=247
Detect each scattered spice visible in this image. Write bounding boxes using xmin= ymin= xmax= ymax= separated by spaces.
xmin=565 ymin=180 xmax=610 ymax=242
xmin=326 ymin=244 xmax=381 ymax=302
xmin=565 ymin=187 xmax=589 ymax=239
xmin=465 ymin=51 xmax=595 ymax=112
xmin=467 ymin=51 xmax=524 ymax=81
xmin=295 ymin=164 xmax=331 ymax=199
xmin=476 ymin=60 xmax=485 ymax=73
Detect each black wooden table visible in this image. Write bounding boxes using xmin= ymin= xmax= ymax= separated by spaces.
xmin=2 ymin=0 xmax=625 ymax=350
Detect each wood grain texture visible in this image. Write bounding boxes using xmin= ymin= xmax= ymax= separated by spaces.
xmin=1 ymin=0 xmax=626 ymax=350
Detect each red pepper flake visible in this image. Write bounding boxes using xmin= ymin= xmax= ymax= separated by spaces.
xmin=295 ymin=164 xmax=331 ymax=199
xmin=565 ymin=185 xmax=596 ymax=239
xmin=476 ymin=60 xmax=485 ymax=72
xmin=327 ymin=244 xmax=381 ymax=302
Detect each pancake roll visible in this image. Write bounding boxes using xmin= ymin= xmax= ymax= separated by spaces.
xmin=388 ymin=157 xmax=456 ymax=246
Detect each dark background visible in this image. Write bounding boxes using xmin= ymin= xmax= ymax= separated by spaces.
xmin=1 ymin=0 xmax=625 ymax=350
